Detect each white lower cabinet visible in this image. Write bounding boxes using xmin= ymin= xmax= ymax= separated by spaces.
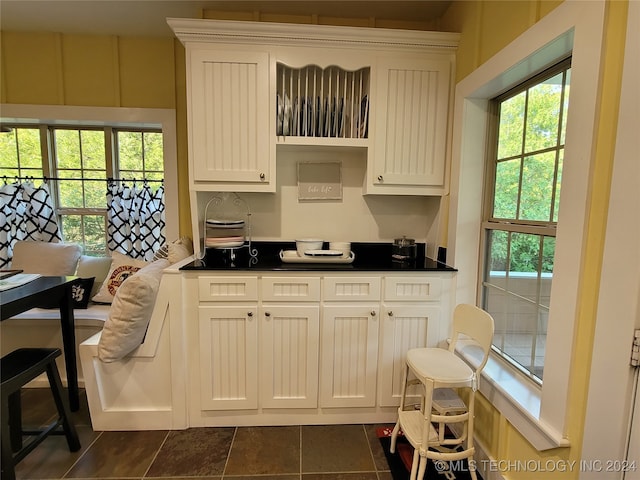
xmin=260 ymin=304 xmax=320 ymax=408
xmin=198 ymin=305 xmax=258 ymax=410
xmin=320 ymin=304 xmax=380 ymax=408
xmin=191 ymin=271 xmax=454 ymax=423
xmin=377 ymin=304 xmax=440 ymax=406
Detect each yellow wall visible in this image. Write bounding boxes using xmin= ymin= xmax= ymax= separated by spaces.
xmin=0 ymin=4 xmax=630 ymax=476
xmin=440 ymin=1 xmax=629 ymax=478
xmin=0 ymin=31 xmax=192 ymax=237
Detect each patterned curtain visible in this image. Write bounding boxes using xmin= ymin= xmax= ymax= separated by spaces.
xmin=107 ymin=181 xmax=166 ymax=261
xmin=0 ymin=181 xmax=62 ymax=268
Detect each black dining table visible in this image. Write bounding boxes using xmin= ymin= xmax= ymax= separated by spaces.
xmin=0 ymin=275 xmax=80 ymax=411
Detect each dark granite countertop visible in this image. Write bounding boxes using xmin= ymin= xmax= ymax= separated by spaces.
xmin=180 ymin=241 xmax=456 ymax=272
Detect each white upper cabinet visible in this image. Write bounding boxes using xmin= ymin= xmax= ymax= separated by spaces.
xmin=169 ymin=18 xmax=458 ymax=195
xmin=367 ymin=55 xmax=453 ymax=195
xmin=186 ymin=47 xmax=273 ymax=191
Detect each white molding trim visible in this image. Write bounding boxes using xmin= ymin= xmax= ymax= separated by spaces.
xmin=167 ymin=18 xmax=459 ymax=51
xmin=0 ymin=104 xmax=179 ymax=243
xmin=580 ymin=2 xmax=640 ymax=477
xmin=448 ymin=0 xmax=607 ymax=450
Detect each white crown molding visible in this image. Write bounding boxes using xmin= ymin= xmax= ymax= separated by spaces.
xmin=167 ymin=18 xmax=459 ymax=51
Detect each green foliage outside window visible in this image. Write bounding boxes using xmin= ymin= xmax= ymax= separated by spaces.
xmin=0 ymin=125 xmax=163 ymax=255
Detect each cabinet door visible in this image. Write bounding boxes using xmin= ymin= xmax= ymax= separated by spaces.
xmin=378 ymin=305 xmax=440 ymax=406
xmin=370 ymin=55 xmax=452 ymax=192
xmin=260 ymin=305 xmax=320 ymax=408
xmin=198 ymin=305 xmax=258 ymax=410
xmin=189 ymin=48 xmax=271 ymax=189
xmin=320 ymin=304 xmax=379 ymax=407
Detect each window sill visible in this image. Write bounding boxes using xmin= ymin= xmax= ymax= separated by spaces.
xmin=479 ymin=356 xmax=570 ymax=450
xmin=456 ymin=346 xmax=570 ymax=451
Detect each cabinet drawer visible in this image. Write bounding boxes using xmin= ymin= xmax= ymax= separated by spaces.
xmin=323 ymin=277 xmax=381 ymax=302
xmin=198 ymin=276 xmax=258 ymax=302
xmin=384 ymin=276 xmax=442 ymax=301
xmin=261 ymin=277 xmax=320 ymax=302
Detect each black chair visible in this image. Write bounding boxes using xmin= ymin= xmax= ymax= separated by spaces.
xmin=1 ymin=348 xmax=81 ymax=480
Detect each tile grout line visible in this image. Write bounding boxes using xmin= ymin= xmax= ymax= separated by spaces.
xmin=220 ymin=426 xmax=238 ymax=479
xmin=61 ymin=430 xmax=103 ymax=479
xmin=141 ymin=430 xmax=172 ymax=478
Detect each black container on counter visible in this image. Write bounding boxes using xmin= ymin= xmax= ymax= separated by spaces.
xmin=392 ymin=236 xmax=417 ymax=263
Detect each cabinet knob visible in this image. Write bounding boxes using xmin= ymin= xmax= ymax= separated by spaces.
xmin=259 ymin=172 xmax=266 ymax=180
xmin=265 ymin=311 xmax=271 ymax=317
xmin=370 ymin=310 xmax=377 ymax=317
xmin=377 ymin=175 xmax=383 ymax=182
xmin=247 ymin=311 xmax=253 ymax=317
xmin=388 ymin=311 xmax=394 ymax=317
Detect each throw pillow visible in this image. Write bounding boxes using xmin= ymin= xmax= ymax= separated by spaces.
xmin=97 ymin=258 xmax=170 ymax=362
xmin=71 ymin=277 xmax=95 ymax=309
xmin=11 ymin=241 xmax=82 ymax=275
xmin=76 ymin=255 xmax=113 ymax=298
xmin=91 ymin=251 xmax=148 ymax=304
xmin=153 ymin=237 xmax=193 ymax=264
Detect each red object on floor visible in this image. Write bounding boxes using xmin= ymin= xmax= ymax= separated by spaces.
xmin=376 ymin=426 xmax=414 ymax=472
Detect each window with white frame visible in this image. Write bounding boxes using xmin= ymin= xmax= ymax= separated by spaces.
xmin=481 ymin=58 xmax=571 ymax=383
xmin=0 ymin=124 xmax=165 ymax=256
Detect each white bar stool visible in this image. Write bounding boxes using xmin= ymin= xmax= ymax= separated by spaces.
xmin=390 ymin=304 xmax=494 ymax=480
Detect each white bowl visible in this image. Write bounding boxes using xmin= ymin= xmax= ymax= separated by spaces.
xmin=295 ymin=238 xmax=323 ymax=256
xmin=329 ymin=242 xmax=351 ymax=258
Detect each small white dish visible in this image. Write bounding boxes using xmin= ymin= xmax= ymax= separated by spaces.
xmin=206 ymin=219 xmax=245 ymax=229
xmin=304 ymin=249 xmax=343 ymax=257
xmin=295 ymin=238 xmax=324 ymax=256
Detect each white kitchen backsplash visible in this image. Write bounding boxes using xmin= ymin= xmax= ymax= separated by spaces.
xmin=195 ymin=147 xmax=442 ymax=254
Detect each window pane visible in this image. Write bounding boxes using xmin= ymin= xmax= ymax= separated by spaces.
xmin=144 ymin=132 xmax=164 ymax=171
xmin=484 ymin=230 xmax=549 ymax=382
xmin=0 ymin=127 xmax=43 ymax=179
xmin=525 ymin=72 xmax=563 ymax=153
xmin=55 ymin=130 xmax=81 ymax=169
xmin=484 ymin=60 xmax=569 ymax=384
xmin=58 ymin=171 xmax=83 ymax=208
xmin=81 ymin=130 xmax=105 ymax=170
xmin=509 ymin=232 xmax=541 ymax=273
xmin=497 ymin=92 xmax=525 ymax=159
xmin=118 ymin=131 xmax=143 ymax=172
xmin=61 ymin=214 xmax=107 ymax=256
xmin=17 ymin=128 xmax=42 ymax=169
xmin=0 ymin=129 xmax=18 ymax=169
xmin=520 ymin=151 xmax=556 ymax=221
xmin=84 ymin=177 xmax=108 ymax=208
xmin=486 ymin=229 xmax=509 ymax=273
xmin=493 ymin=159 xmax=520 ymax=218
xmin=117 ymin=130 xmax=163 ymax=185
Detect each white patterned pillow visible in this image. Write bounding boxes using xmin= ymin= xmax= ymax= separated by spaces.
xmin=97 ymin=259 xmax=169 ymax=362
xmin=91 ymin=252 xmax=148 ymax=304
xmin=152 ymin=237 xmax=192 ymax=264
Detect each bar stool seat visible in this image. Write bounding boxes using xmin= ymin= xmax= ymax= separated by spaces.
xmin=1 ymin=348 xmax=81 ymax=480
xmin=390 ymin=304 xmax=494 ymax=480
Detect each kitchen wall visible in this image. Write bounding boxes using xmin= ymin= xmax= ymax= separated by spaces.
xmin=194 ymin=148 xmax=441 ymax=253
xmin=0 ymin=30 xmax=193 ymax=238
xmin=1 ymin=28 xmax=442 ymax=252
xmin=440 ymin=1 xmax=630 ymax=479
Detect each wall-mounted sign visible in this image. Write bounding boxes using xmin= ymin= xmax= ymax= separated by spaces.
xmin=297 ymin=161 xmax=342 ymax=200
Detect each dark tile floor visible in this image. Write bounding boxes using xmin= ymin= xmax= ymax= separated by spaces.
xmin=12 ymin=389 xmax=395 ymax=480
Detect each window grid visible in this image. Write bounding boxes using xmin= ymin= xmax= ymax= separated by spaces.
xmin=0 ymin=124 xmax=164 ymax=256
xmin=481 ymin=58 xmax=571 ymax=384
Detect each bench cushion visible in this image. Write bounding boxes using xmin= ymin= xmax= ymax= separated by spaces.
xmin=11 ymin=241 xmax=81 ymax=276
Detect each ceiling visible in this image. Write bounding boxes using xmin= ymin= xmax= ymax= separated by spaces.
xmin=0 ymin=1 xmax=452 ymax=38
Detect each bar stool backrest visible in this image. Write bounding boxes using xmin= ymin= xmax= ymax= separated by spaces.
xmin=448 ymin=303 xmax=495 ymax=374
